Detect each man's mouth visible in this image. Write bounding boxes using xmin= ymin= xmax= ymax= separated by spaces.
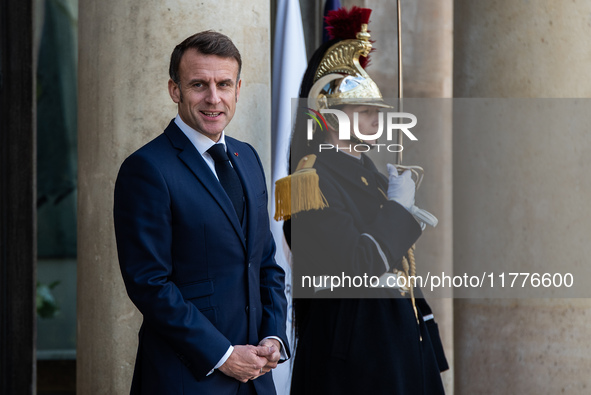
xmin=201 ymin=111 xmax=222 ymax=118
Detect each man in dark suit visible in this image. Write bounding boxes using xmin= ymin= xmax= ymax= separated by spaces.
xmin=114 ymin=31 xmax=289 ymax=394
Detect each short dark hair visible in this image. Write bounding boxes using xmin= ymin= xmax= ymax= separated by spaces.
xmin=169 ymin=30 xmax=242 ymax=84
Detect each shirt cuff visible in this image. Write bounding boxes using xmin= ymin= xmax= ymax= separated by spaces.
xmin=263 ymin=336 xmax=289 ymax=361
xmin=207 ymin=345 xmax=234 ymax=376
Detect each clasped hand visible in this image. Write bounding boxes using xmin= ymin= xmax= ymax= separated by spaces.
xmin=218 ymin=339 xmax=281 ymax=383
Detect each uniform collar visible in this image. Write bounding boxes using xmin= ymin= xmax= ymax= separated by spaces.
xmin=316 ymin=148 xmax=387 ymax=199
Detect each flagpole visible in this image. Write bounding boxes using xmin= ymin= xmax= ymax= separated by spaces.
xmin=396 ymin=0 xmax=403 ymax=165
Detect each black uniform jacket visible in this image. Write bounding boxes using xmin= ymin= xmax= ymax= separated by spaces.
xmin=287 ymin=148 xmax=447 ymax=395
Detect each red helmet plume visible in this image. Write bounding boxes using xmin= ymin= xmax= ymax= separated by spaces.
xmin=324 ymin=6 xmax=374 ymax=68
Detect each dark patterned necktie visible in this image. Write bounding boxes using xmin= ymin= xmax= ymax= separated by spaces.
xmin=207 ymin=144 xmax=244 ymax=222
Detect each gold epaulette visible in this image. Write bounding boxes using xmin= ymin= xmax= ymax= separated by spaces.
xmin=274 ymin=155 xmax=328 ymax=221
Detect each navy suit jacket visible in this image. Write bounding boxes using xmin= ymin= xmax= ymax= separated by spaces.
xmin=114 ymin=120 xmax=289 ymax=394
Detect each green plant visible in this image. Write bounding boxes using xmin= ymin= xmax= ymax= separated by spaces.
xmin=36 ymin=280 xmax=60 ymax=319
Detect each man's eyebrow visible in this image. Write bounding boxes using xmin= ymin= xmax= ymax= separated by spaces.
xmin=186 ymin=78 xmax=235 ymax=86
xmin=187 ymin=78 xmax=206 ymax=85
xmin=217 ymin=78 xmax=235 ymax=86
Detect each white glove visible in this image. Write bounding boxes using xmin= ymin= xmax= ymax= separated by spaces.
xmin=409 ymin=205 xmax=438 ymax=229
xmin=387 ymin=164 xmax=415 ymax=211
xmin=387 ymin=163 xmax=438 ymax=229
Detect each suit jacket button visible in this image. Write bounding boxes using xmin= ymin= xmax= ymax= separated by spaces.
xmin=245 ymin=306 xmax=250 ymax=313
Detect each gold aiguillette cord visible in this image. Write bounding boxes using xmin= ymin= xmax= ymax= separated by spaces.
xmin=402 ymin=245 xmax=422 ymax=341
xmin=396 ymin=0 xmax=422 ymax=342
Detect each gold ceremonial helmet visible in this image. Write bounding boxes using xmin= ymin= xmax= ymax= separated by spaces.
xmin=307 ymin=22 xmax=391 ymax=116
xmin=274 ymin=7 xmax=389 ymax=221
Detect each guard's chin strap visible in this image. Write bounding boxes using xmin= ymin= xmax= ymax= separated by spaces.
xmin=351 ymin=135 xmax=365 ymax=145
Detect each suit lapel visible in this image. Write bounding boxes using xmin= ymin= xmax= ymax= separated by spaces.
xmin=226 ymin=139 xmax=258 ymax=255
xmin=164 ymin=122 xmax=246 ymax=249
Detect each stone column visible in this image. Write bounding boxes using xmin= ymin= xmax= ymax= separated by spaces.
xmin=454 ymin=1 xmax=591 ymax=393
xmin=76 ymin=1 xmax=272 ymax=393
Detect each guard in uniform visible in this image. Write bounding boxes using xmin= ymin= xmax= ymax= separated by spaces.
xmin=274 ymin=7 xmax=448 ymax=394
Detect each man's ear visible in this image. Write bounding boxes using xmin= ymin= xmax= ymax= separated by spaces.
xmin=168 ymin=79 xmax=180 ymax=103
xmin=235 ymin=79 xmax=242 ymax=102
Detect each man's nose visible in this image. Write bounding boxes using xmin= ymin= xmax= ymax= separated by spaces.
xmin=205 ymin=86 xmax=221 ymax=104
xmin=372 ymin=112 xmax=380 ymax=126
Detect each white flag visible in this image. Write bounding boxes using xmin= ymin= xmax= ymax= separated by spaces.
xmin=270 ymin=0 xmax=306 ymax=394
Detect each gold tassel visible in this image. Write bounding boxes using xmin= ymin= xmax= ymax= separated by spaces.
xmin=274 ymin=175 xmax=292 ymax=221
xmin=274 ymin=155 xmax=328 ymax=221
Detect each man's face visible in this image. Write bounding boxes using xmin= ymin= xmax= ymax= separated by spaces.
xmin=341 ymin=104 xmax=381 ymax=144
xmin=168 ymin=49 xmax=241 ymax=142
